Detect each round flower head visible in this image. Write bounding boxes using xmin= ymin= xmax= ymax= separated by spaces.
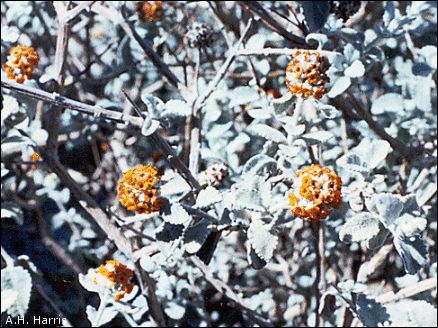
xmin=118 ymin=164 xmax=164 ymax=214
xmin=285 ymin=50 xmax=330 ymax=100
xmin=3 ymin=45 xmax=40 ymax=84
xmin=185 ymin=22 xmax=214 ymax=48
xmin=136 ymin=1 xmax=163 ymax=22
xmin=199 ymin=162 xmax=228 ymax=187
xmin=289 ymin=164 xmax=342 ymax=221
xmin=93 ymin=260 xmax=135 ymax=301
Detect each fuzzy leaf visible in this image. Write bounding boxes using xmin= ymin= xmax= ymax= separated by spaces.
xmin=183 ymin=219 xmax=212 ymax=254
xmin=336 ymin=153 xmax=369 ymax=173
xmin=195 ymin=186 xmax=222 ymax=208
xmin=300 ymin=1 xmax=331 ymax=32
xmin=393 ymin=235 xmax=428 ymax=274
xmin=328 ymin=76 xmax=351 ymax=98
xmin=242 ymin=154 xmax=277 ymax=177
xmin=247 ymin=219 xmax=278 ymax=262
xmin=247 ymin=247 xmax=267 ymax=270
xmin=234 ymin=189 xmax=264 ymax=212
xmin=229 ymin=86 xmax=260 ymax=107
xmin=1 ymin=266 xmax=32 ymax=317
xmin=300 ymin=130 xmax=334 ymax=145
xmin=372 ymin=193 xmax=404 ymax=228
xmin=356 ymin=295 xmax=390 ymax=327
xmin=250 ymin=124 xmax=287 ymax=144
xmin=141 ymin=116 xmax=160 ymax=136
xmin=386 ymin=300 xmax=437 ymax=327
xmin=161 ymin=99 xmax=191 ymax=117
xmin=155 ymin=223 xmax=184 ymax=242
xmin=344 ymin=60 xmax=365 ymax=78
xmin=371 ymin=93 xmax=404 ymax=115
xmin=339 ymin=213 xmax=381 ymax=243
xmin=394 ymin=214 xmax=427 ymax=238
xmin=164 ymin=302 xmax=186 ymax=320
xmin=1 ymin=202 xmax=24 ymax=225
xmin=86 ymin=305 xmax=118 ymax=327
xmin=163 ymin=203 xmax=192 ymax=225
xmin=160 ymin=174 xmax=191 ymax=196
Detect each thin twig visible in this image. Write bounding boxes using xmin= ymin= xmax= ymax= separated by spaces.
xmin=344 ymin=91 xmax=417 ymax=159
xmin=191 ymin=256 xmax=273 ymax=327
xmin=238 ymin=1 xmax=306 ymax=47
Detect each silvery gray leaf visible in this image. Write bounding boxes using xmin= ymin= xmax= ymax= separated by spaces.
xmin=339 ymin=213 xmax=382 ymax=243
xmin=247 ymin=219 xmax=278 ymax=262
xmin=356 ymin=295 xmax=390 ymax=327
xmin=141 ymin=116 xmax=160 ymax=136
xmin=155 ymin=223 xmax=184 ymax=243
xmin=183 ymin=218 xmax=212 ymax=254
xmin=195 ymin=186 xmax=222 ymax=208
xmin=328 ymin=76 xmax=351 ymax=98
xmin=249 ymin=123 xmax=287 ymax=144
xmin=393 ymin=235 xmax=428 ymax=274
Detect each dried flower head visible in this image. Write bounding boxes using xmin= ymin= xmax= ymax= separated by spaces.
xmin=31 ymin=152 xmax=40 ymax=162
xmin=136 ymin=1 xmax=163 ymax=22
xmin=289 ymin=164 xmax=342 ymax=221
xmin=199 ymin=162 xmax=228 ymax=187
xmin=93 ymin=260 xmax=135 ymax=301
xmin=330 ymin=1 xmax=362 ymax=22
xmin=118 ymin=164 xmax=164 ymax=213
xmin=185 ymin=22 xmax=214 ymax=48
xmin=3 ymin=45 xmax=40 ymax=84
xmin=285 ymin=50 xmax=330 ymax=100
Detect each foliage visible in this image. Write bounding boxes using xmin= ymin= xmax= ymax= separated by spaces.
xmin=1 ymin=1 xmax=437 ymax=327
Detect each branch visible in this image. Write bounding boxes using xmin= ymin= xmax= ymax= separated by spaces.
xmin=376 ymin=277 xmax=437 ymax=304
xmin=43 ymin=151 xmax=134 ymax=258
xmin=191 ymin=256 xmax=273 ymax=327
xmin=342 ymin=92 xmax=418 ymax=159
xmin=1 ymin=80 xmax=201 ymax=191
xmin=91 ymin=3 xmax=182 ymax=90
xmin=195 ymin=18 xmax=254 ymax=109
xmin=238 ymin=1 xmax=307 ymax=47
xmin=236 ymin=47 xmax=339 ymax=58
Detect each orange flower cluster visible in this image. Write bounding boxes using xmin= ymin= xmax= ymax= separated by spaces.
xmin=118 ymin=164 xmax=164 ymax=213
xmin=31 ymin=152 xmax=40 ymax=162
xmin=289 ymin=164 xmax=342 ymax=221
xmin=93 ymin=260 xmax=134 ymax=301
xmin=3 ymin=45 xmax=40 ymax=84
xmin=136 ymin=1 xmax=163 ymax=22
xmin=285 ymin=51 xmax=329 ymax=100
